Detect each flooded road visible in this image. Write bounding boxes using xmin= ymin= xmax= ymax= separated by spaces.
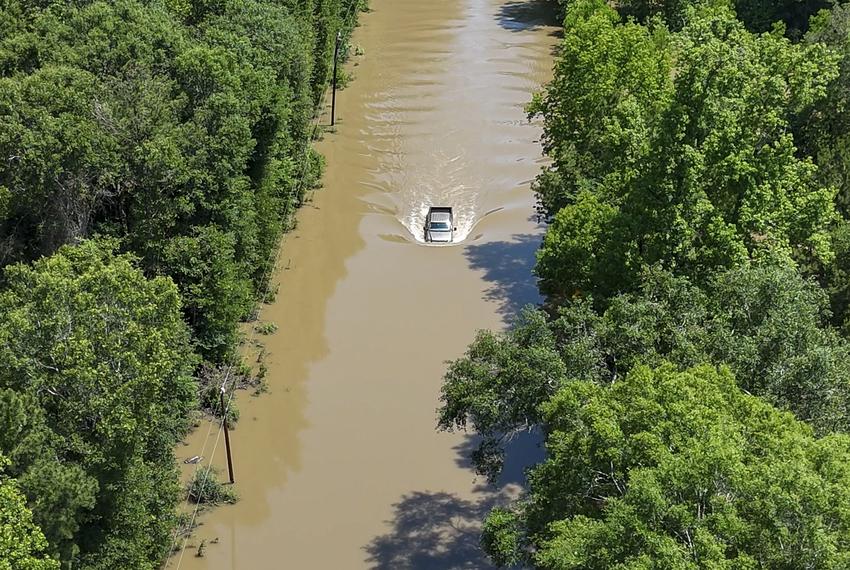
xmin=173 ymin=0 xmax=559 ymax=567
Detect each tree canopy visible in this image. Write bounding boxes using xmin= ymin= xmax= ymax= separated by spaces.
xmin=532 ymin=1 xmax=838 ymax=302
xmin=440 ymin=0 xmax=850 ymax=567
xmin=440 ymin=264 xmax=850 ymax=480
xmin=0 ymin=0 xmax=361 ymax=565
xmin=0 ymin=0 xmax=359 ymax=360
xmin=0 ymin=240 xmax=197 ymax=567
xmin=482 ymin=364 xmax=850 ymax=569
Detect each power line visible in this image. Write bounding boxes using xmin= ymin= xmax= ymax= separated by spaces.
xmin=161 ymin=395 xmax=218 ymax=565
xmin=162 ymin=368 xmax=235 ymax=569
xmin=173 ymin=372 xmax=236 ymax=570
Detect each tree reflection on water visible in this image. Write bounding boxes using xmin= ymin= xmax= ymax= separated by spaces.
xmin=365 ymin=432 xmax=543 ymax=569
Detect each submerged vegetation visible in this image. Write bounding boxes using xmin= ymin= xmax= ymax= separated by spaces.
xmin=440 ymin=0 xmax=850 ymax=567
xmin=0 ymin=0 xmax=362 ymax=567
xmin=186 ymin=467 xmax=238 ymax=506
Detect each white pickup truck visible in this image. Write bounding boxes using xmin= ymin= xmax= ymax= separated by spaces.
xmin=424 ymin=207 xmax=456 ymax=243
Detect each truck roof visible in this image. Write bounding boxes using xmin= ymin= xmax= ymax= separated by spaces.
xmin=427 ymin=207 xmax=453 ymax=223
xmin=424 ymin=207 xmax=454 ymax=243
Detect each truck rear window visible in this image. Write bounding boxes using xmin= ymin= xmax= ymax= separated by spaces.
xmin=430 ymin=222 xmax=450 ymax=230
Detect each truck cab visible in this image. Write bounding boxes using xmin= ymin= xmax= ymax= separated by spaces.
xmin=424 ymin=207 xmax=456 ymax=243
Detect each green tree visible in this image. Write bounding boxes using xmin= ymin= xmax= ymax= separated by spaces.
xmin=0 ymin=0 xmax=362 ymax=565
xmin=0 ymin=460 xmax=59 ymax=570
xmin=483 ymin=364 xmax=850 ymax=568
xmin=159 ymin=226 xmax=253 ymax=359
xmin=733 ymin=0 xmax=828 ymax=35
xmin=0 ymin=0 xmax=360 ymax=360
xmin=0 ymin=388 xmax=97 ymax=565
xmin=801 ymin=3 xmax=850 ymax=331
xmin=804 ymin=4 xmax=850 ymax=203
xmin=534 ymin=2 xmax=838 ymax=301
xmin=440 ymin=265 xmax=850 ymax=478
xmin=528 ymin=0 xmax=672 ymax=217
xmin=0 ymin=240 xmax=197 ymax=568
xmin=615 ymin=0 xmax=827 ymax=35
xmin=439 ymin=308 xmax=570 ymax=479
xmin=818 ymin=219 xmax=850 ymax=331
xmin=0 ymin=65 xmax=123 ymax=264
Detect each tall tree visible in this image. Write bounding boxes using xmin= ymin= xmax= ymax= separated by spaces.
xmin=0 ymin=240 xmax=197 ymax=568
xmin=0 ymin=0 xmax=362 ymax=565
xmin=440 ymin=265 xmax=850 ymax=479
xmin=0 ymin=0 xmax=359 ymax=360
xmin=803 ymin=4 xmax=850 ymax=216
xmin=533 ymin=1 xmax=838 ymax=302
xmin=528 ymin=0 xmax=672 ymax=217
xmin=482 ymin=364 xmax=850 ymax=568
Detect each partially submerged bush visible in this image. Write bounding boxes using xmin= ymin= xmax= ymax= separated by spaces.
xmin=187 ymin=467 xmax=237 ymax=506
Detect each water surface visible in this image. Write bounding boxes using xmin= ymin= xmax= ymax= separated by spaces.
xmin=171 ymin=1 xmax=558 ymax=567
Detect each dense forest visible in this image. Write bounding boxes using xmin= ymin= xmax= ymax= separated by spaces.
xmin=439 ymin=0 xmax=850 ymax=567
xmin=0 ymin=0 xmax=360 ymax=567
xmin=5 ymin=0 xmax=850 ymax=566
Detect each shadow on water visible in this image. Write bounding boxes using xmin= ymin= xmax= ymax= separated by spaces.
xmin=453 ymin=430 xmax=545 ymax=488
xmin=496 ymin=0 xmax=561 ymax=32
xmin=365 ymin=433 xmax=544 ymax=569
xmin=364 ymin=490 xmax=501 ymax=570
xmin=464 ymin=233 xmax=543 ymax=321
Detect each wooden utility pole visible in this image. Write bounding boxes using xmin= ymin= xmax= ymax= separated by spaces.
xmin=331 ymin=31 xmax=341 ymax=126
xmin=220 ymin=386 xmax=235 ymax=484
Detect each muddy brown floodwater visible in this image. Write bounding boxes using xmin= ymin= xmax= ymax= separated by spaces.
xmin=170 ymin=0 xmax=559 ymax=568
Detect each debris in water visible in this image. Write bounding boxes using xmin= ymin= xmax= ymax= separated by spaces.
xmin=184 ymin=455 xmax=203 ymax=464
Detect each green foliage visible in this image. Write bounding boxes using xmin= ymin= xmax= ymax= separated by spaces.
xmin=534 ymin=191 xmax=618 ymax=301
xmin=0 ymin=240 xmax=197 ymax=568
xmin=439 ymin=307 xmax=568 ymax=480
xmin=528 ymin=0 xmax=672 ymax=217
xmin=0 ymin=1 xmax=361 ymax=561
xmin=0 ymin=0 xmax=362 ymax=570
xmin=0 ymin=65 xmax=123 ymax=263
xmin=617 ymin=0 xmax=717 ymax=30
xmin=187 ymin=467 xmax=237 ymax=505
xmin=254 ymin=321 xmax=278 ymax=335
xmin=440 ymin=264 xmax=850 ymax=479
xmin=196 ymin=365 xmax=241 ymax=424
xmin=0 ymin=388 xmax=96 ymax=564
xmin=0 ymin=461 xmax=59 ymax=570
xmin=160 ymin=226 xmax=253 ymax=360
xmin=0 ymin=0 xmax=360 ymax=360
xmin=733 ymin=0 xmax=829 ymax=35
xmin=485 ymin=364 xmax=850 ymax=569
xmin=534 ymin=1 xmax=838 ymax=301
xmin=616 ymin=0 xmax=827 ymax=35
xmin=819 ymin=219 xmax=850 ymax=331
xmin=480 ymin=507 xmax=523 ymax=568
xmin=444 ymin=1 xmax=850 ymax=569
xmin=802 ymin=4 xmax=850 ymax=283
